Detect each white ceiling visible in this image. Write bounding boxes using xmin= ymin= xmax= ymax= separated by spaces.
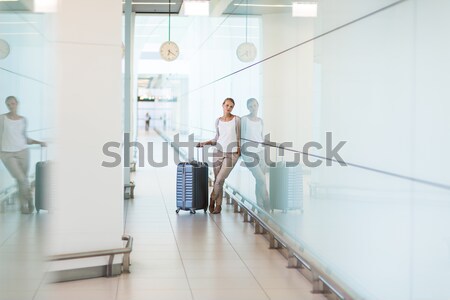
xmin=0 ymin=0 xmax=293 ymax=15
xmin=124 ymin=0 xmax=293 ymax=15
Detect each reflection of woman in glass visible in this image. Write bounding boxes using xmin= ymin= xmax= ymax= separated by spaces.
xmin=241 ymin=98 xmax=270 ymax=211
xmin=0 ymin=96 xmax=46 ymax=214
xmin=198 ymin=98 xmax=241 ymax=214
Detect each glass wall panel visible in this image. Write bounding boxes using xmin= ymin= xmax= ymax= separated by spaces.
xmin=0 ymin=12 xmax=53 ymax=211
xmin=137 ymin=0 xmax=450 ymax=298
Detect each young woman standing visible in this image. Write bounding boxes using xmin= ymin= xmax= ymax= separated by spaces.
xmin=198 ymin=98 xmax=241 ymax=214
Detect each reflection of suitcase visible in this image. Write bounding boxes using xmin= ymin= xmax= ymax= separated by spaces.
xmin=176 ymin=149 xmax=208 ymax=214
xmin=35 ymin=160 xmax=50 ymax=213
xmin=269 ymin=162 xmax=303 ymax=212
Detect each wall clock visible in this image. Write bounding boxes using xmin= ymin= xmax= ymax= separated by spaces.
xmin=236 ymin=0 xmax=256 ymax=63
xmin=236 ymin=42 xmax=257 ymax=63
xmin=160 ymin=41 xmax=179 ymax=62
xmin=0 ymin=39 xmax=11 ymax=59
xmin=160 ymin=0 xmax=179 ymax=62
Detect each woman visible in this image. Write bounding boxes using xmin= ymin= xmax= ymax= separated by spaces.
xmin=0 ymin=96 xmax=46 ymax=214
xmin=241 ymin=98 xmax=270 ymax=211
xmin=198 ymin=98 xmax=241 ymax=214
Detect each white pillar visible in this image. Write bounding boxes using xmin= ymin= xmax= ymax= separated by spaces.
xmin=49 ymin=0 xmax=124 ymax=268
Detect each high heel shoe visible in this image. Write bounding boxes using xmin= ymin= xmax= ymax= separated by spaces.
xmin=212 ymin=205 xmax=222 ymax=214
xmin=209 ymin=200 xmax=215 ymax=213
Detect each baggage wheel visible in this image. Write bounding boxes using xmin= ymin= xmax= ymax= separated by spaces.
xmin=176 ymin=208 xmax=180 ymax=214
xmin=204 ymin=209 xmax=207 ymax=213
xmin=190 ymin=209 xmax=196 ymax=214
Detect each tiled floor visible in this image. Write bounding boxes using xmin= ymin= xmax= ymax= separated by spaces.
xmin=0 ymin=208 xmax=48 ymax=300
xmin=1 ymin=129 xmax=325 ymax=300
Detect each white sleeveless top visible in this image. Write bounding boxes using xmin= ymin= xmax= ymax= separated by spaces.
xmin=1 ymin=117 xmax=27 ymax=152
xmin=217 ymin=118 xmax=238 ymax=153
xmin=242 ymin=117 xmax=263 ymax=152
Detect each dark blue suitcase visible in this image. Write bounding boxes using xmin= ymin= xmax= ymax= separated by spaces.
xmin=176 ymin=150 xmax=208 ymax=214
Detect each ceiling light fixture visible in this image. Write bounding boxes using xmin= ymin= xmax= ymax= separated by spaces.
xmin=0 ymin=32 xmax=40 ymax=35
xmin=233 ymin=3 xmax=291 ymax=8
xmin=220 ymin=25 xmax=258 ymax=29
xmin=0 ymin=22 xmax=38 ymax=24
xmin=34 ymin=0 xmax=58 ymax=12
xmin=184 ymin=0 xmax=209 ymax=16
xmin=135 ymin=34 xmax=160 ymax=38
xmin=122 ymin=1 xmax=177 ymax=4
xmin=135 ymin=23 xmax=166 ymax=26
xmin=292 ymin=2 xmax=317 ymax=17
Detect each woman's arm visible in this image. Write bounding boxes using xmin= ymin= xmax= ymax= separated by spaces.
xmin=24 ymin=118 xmax=46 ymax=147
xmin=27 ymin=138 xmax=46 ymax=147
xmin=198 ymin=118 xmax=219 ymax=147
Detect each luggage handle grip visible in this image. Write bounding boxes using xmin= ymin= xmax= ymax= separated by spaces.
xmin=40 ymin=145 xmax=48 ymax=162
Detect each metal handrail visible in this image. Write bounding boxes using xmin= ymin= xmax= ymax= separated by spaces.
xmin=222 ymin=183 xmax=356 ymax=300
xmin=48 ymin=234 xmax=133 ymax=277
xmin=160 ymin=128 xmax=357 ymax=299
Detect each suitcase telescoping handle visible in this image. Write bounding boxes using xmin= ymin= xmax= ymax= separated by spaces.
xmin=41 ymin=145 xmax=48 ymax=161
xmin=40 ymin=145 xmax=48 ymax=162
xmin=195 ymin=146 xmax=204 ymax=163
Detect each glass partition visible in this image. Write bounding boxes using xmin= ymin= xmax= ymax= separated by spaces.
xmin=0 ymin=12 xmax=53 ymax=212
xmin=136 ymin=0 xmax=450 ymax=299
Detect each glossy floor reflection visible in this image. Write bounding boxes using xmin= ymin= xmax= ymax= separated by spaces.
xmin=0 ymin=205 xmax=48 ymax=300
xmin=42 ymin=129 xmax=323 ymax=300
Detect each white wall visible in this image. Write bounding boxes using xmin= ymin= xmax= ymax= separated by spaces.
xmin=49 ymin=0 xmax=124 ymax=266
xmin=258 ymin=1 xmax=450 ymax=299
xmin=261 ymin=14 xmax=315 ymax=149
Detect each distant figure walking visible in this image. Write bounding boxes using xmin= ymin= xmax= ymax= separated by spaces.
xmin=145 ymin=112 xmax=151 ymax=131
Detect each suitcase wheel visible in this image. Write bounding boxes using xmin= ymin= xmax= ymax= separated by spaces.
xmin=204 ymin=209 xmax=207 ymax=213
xmin=176 ymin=208 xmax=180 ymax=214
xmin=190 ymin=209 xmax=196 ymax=214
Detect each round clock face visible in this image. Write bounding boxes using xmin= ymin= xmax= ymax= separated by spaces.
xmin=0 ymin=39 xmax=11 ymax=59
xmin=160 ymin=41 xmax=179 ymax=62
xmin=236 ymin=42 xmax=257 ymax=62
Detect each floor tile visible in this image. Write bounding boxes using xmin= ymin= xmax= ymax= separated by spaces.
xmin=118 ymin=277 xmax=190 ymax=290
xmin=265 ymin=289 xmax=327 ymax=300
xmin=191 ymin=288 xmax=270 ymax=300
xmin=34 ymin=289 xmax=117 ymax=300
xmin=116 ymin=290 xmax=193 ymax=300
